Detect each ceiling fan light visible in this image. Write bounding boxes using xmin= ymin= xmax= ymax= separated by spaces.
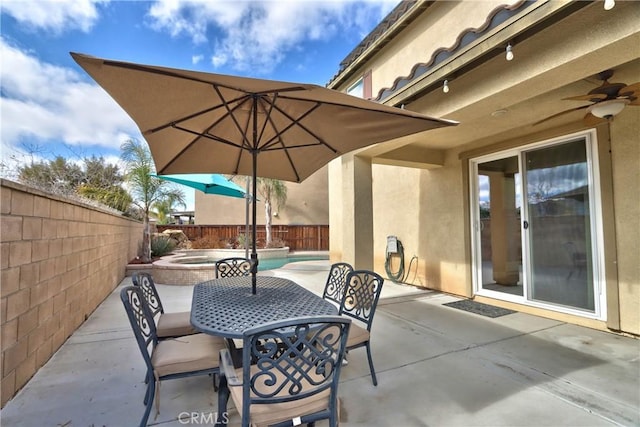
xmin=604 ymin=0 xmax=615 ymax=10
xmin=588 ymin=99 xmax=629 ymax=118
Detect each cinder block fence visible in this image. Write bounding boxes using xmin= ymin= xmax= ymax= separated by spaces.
xmin=0 ymin=179 xmax=142 ymax=407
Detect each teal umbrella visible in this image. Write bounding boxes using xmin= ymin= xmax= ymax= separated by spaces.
xmin=152 ymin=173 xmax=246 ymax=198
xmin=153 ymin=173 xmax=252 ymax=256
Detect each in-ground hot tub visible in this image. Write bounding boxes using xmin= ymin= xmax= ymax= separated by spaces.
xmin=150 ymin=248 xmax=328 ymax=285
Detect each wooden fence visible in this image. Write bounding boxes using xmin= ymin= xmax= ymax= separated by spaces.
xmin=156 ymin=224 xmax=329 ymax=251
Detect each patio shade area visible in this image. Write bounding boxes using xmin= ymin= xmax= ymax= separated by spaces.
xmin=1 ymin=262 xmax=638 ymax=426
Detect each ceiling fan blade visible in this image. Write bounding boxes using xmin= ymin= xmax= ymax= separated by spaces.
xmin=618 ymin=82 xmax=640 ymax=97
xmin=562 ymin=94 xmax=607 ymax=102
xmin=533 ymin=105 xmax=590 ymax=126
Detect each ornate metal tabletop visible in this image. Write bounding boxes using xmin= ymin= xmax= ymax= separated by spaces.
xmin=191 ymin=276 xmax=338 ymax=338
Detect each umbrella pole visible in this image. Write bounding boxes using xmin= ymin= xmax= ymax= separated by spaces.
xmin=251 ymin=150 xmax=258 ymax=294
xmin=245 ymin=176 xmax=250 ymax=260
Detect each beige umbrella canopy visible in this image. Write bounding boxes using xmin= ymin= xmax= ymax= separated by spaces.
xmin=71 ymin=52 xmax=457 ymax=293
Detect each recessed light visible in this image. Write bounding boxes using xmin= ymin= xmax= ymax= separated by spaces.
xmin=491 ymin=109 xmax=508 ymax=117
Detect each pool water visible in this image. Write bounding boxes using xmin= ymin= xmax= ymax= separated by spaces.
xmin=176 ymin=254 xmax=328 ymax=270
xmin=258 ymin=255 xmax=328 ymax=270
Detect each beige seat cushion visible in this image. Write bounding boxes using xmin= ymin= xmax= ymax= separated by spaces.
xmin=156 ymin=311 xmax=197 ymax=338
xmin=152 ymin=333 xmax=226 ymax=378
xmin=346 ymin=323 xmax=369 ymax=347
xmin=229 ymin=364 xmax=332 ymax=427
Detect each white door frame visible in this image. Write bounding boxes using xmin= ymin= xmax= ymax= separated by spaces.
xmin=469 ymin=130 xmax=607 ymax=320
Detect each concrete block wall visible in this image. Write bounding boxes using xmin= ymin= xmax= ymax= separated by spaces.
xmin=0 ymin=179 xmax=142 ymax=407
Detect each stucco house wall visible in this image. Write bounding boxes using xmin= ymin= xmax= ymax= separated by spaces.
xmin=195 ymin=166 xmax=328 ymax=226
xmin=344 ymin=0 xmax=519 ymax=99
xmin=609 ymin=113 xmax=640 ymax=334
xmin=328 ymin=0 xmax=639 ymax=335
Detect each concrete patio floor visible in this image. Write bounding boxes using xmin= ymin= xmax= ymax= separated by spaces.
xmin=1 ymin=261 xmax=638 ymax=426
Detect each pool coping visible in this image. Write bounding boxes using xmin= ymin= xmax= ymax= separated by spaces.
xmin=137 ymin=249 xmax=329 ymax=285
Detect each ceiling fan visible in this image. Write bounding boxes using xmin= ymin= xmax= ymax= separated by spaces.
xmin=534 ymin=69 xmax=639 ymax=125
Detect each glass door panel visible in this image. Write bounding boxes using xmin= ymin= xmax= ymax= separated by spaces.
xmin=523 ymin=139 xmax=594 ymax=311
xmin=477 ymin=156 xmax=523 ymax=296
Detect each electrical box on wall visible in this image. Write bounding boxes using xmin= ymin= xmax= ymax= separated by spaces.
xmin=386 ymin=235 xmax=399 ymax=253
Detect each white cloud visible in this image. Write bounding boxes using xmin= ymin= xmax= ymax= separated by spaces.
xmin=147 ymin=0 xmax=398 ymax=73
xmin=0 ymin=38 xmax=139 ymax=155
xmin=192 ymin=54 xmax=204 ymax=64
xmin=0 ymin=0 xmax=109 ymax=34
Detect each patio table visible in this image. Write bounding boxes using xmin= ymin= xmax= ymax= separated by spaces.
xmin=191 ymin=276 xmax=338 ymax=339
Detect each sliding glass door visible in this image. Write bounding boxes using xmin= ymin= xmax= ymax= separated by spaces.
xmin=471 ymin=132 xmax=602 ymax=316
xmin=476 ymin=155 xmax=523 ymax=297
xmin=523 ymin=139 xmax=595 ymax=310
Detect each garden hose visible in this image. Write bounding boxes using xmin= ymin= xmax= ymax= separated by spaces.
xmin=385 ymin=238 xmax=419 ymax=283
xmin=404 ymin=255 xmax=418 ymax=283
xmin=385 ymin=239 xmax=405 ymax=282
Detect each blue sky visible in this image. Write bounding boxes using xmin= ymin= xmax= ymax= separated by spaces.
xmin=1 ymin=0 xmax=397 ymax=209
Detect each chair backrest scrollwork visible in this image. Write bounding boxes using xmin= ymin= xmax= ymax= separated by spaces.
xmin=322 ymin=262 xmax=354 ymax=305
xmin=339 ymin=270 xmax=384 ymax=331
xmin=215 ymin=257 xmax=252 ymax=278
xmin=239 ymin=316 xmax=351 ymax=423
xmin=132 ymin=272 xmax=164 ymax=317
xmin=120 ymin=286 xmax=157 ymax=372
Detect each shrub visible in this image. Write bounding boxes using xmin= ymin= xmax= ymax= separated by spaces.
xmin=151 ymin=234 xmax=176 ymax=257
xmin=236 ymin=233 xmax=247 ymax=249
xmin=191 ymin=236 xmax=227 ymax=249
xmin=265 ymin=237 xmax=286 ymax=249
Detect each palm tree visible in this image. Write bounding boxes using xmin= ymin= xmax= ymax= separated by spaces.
xmin=120 ymin=139 xmax=185 ymax=262
xmin=152 ymin=194 xmax=187 ymax=225
xmin=257 ymin=178 xmax=287 ymax=246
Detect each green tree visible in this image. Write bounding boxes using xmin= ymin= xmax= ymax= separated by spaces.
xmin=18 ymin=156 xmax=83 ymax=194
xmin=83 ymin=156 xmax=122 ymax=187
xmin=77 ymin=184 xmax=132 ymax=212
xmin=17 ymin=155 xmax=131 ymax=211
xmin=257 ymin=178 xmax=287 ymax=246
xmin=78 ymin=156 xmax=132 ymax=211
xmin=152 ymin=194 xmax=187 ymax=225
xmin=120 ymin=139 xmax=185 ymax=262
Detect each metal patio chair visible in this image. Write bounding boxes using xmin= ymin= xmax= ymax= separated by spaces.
xmin=216 ymin=316 xmax=351 ymax=427
xmin=131 ymin=272 xmax=197 ymax=339
xmin=120 ymin=286 xmax=226 ymax=427
xmin=339 ymin=270 xmax=385 ymax=386
xmin=214 ymin=257 xmax=252 ymax=278
xmin=322 ymin=262 xmax=354 ymax=306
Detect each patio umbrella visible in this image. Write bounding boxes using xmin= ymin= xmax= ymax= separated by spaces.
xmin=151 ymin=173 xmax=246 ymax=198
xmin=152 ymin=173 xmax=252 ymax=255
xmin=72 ymin=52 xmax=457 ymax=294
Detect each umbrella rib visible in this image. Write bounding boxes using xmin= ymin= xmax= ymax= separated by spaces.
xmin=261 ymin=100 xmax=338 ymax=154
xmin=254 ymin=94 xmax=277 ymax=149
xmin=274 ymin=134 xmax=301 ymax=182
xmin=235 ymin=102 xmax=253 ymax=174
xmin=213 ymin=85 xmax=253 ymax=149
xmin=276 ymin=92 xmax=446 ymax=122
xmin=261 ymin=141 xmax=332 ymax=151
xmin=159 ymin=98 xmax=251 ymax=173
xmin=172 ymin=124 xmax=247 ymax=150
xmin=144 ymin=93 xmax=250 ymax=135
xmin=212 ymin=85 xmax=255 ymax=175
xmin=257 ymin=96 xmax=324 ymax=183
